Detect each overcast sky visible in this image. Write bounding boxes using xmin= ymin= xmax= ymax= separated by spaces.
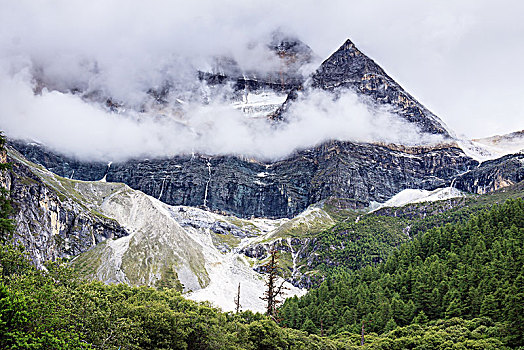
xmin=0 ymin=0 xmax=523 ymax=161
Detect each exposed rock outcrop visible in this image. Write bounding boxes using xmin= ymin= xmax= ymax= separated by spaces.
xmin=11 ymin=141 xmax=478 ymax=219
xmin=1 ymin=149 xmax=128 ymax=268
xmin=454 ymin=153 xmax=524 ymax=194
xmin=199 ymin=31 xmax=317 ymax=94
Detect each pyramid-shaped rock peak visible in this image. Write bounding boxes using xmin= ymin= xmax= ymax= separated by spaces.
xmin=269 ymin=29 xmax=316 ymax=60
xmin=313 ymin=38 xmax=388 ymax=89
xmin=339 ymin=38 xmax=360 ymax=53
xmin=311 ymin=38 xmax=450 ymax=137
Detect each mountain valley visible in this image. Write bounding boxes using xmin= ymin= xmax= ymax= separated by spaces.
xmin=0 ymin=27 xmax=523 ymax=349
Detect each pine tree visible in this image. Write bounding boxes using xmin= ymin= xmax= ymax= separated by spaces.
xmin=480 ymin=294 xmax=497 ymax=320
xmin=301 ymin=317 xmax=317 ymax=334
xmin=0 ymin=134 xmax=13 ymax=242
xmin=413 ymin=310 xmax=428 ymax=324
xmin=384 ymin=318 xmax=397 ymax=333
xmin=504 ymin=277 xmax=524 ymax=347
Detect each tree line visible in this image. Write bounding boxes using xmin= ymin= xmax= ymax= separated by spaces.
xmin=279 ymin=198 xmax=524 ymax=348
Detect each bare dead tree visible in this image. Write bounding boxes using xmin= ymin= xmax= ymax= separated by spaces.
xmin=234 ymin=283 xmax=241 ymax=313
xmin=260 ymin=247 xmax=288 ymax=318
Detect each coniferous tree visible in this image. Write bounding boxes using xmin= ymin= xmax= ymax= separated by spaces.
xmin=279 ymin=198 xmax=524 ymax=345
xmin=0 ymin=134 xmax=13 ymax=242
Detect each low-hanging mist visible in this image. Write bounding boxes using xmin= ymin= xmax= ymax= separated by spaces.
xmin=0 ymin=0 xmax=312 ymax=109
xmin=1 ymin=1 xmax=523 ymax=139
xmin=0 ymin=0 xmax=458 ymax=162
xmin=0 ymin=66 xmax=444 ymax=162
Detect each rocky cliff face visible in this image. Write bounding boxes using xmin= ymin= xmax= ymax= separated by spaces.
xmin=10 ymin=140 xmax=478 ymax=219
xmin=1 ymin=148 xmax=128 ymax=268
xmin=454 ymin=153 xmax=524 ymax=194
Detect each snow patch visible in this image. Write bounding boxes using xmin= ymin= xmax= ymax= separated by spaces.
xmin=203 ymin=161 xmax=212 ymax=207
xmin=232 ymin=91 xmax=287 ymax=118
xmin=374 ymin=187 xmax=465 ymax=210
xmin=457 ymin=134 xmax=524 ymax=163
xmin=99 ymin=162 xmax=112 ymax=182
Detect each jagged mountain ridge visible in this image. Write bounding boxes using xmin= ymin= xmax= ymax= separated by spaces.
xmin=199 ymin=30 xmax=317 ymax=94
xmin=199 ymin=31 xmax=318 ymax=118
xmin=311 ymin=39 xmax=450 ymax=136
xmin=30 ymin=31 xmax=316 ymax=120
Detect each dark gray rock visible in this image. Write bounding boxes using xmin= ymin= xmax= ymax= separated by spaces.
xmin=242 ymin=245 xmax=269 ymax=260
xmin=243 ymin=237 xmax=323 ymax=289
xmin=453 ymin=153 xmax=524 ymax=194
xmin=209 ymin=221 xmax=252 ymax=238
xmin=199 ymin=31 xmax=316 ymax=94
xmin=106 ymin=142 xmax=477 ymax=218
xmin=10 ymin=140 xmax=479 ymax=219
xmin=8 ymin=140 xmax=108 ymax=181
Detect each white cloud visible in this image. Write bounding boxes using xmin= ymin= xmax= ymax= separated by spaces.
xmin=0 ymin=67 xmax=442 ymax=161
xmin=0 ymin=0 xmax=522 ymax=161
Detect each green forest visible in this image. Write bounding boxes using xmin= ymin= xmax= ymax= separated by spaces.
xmin=279 ymin=198 xmax=524 ymax=348
xmin=307 ymin=183 xmax=524 ymax=277
xmin=1 ymin=199 xmax=522 ymax=348
xmin=1 ymin=134 xmax=523 ymax=348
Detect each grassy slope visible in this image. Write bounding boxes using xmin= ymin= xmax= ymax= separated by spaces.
xmin=299 ymin=181 xmax=524 ymax=279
